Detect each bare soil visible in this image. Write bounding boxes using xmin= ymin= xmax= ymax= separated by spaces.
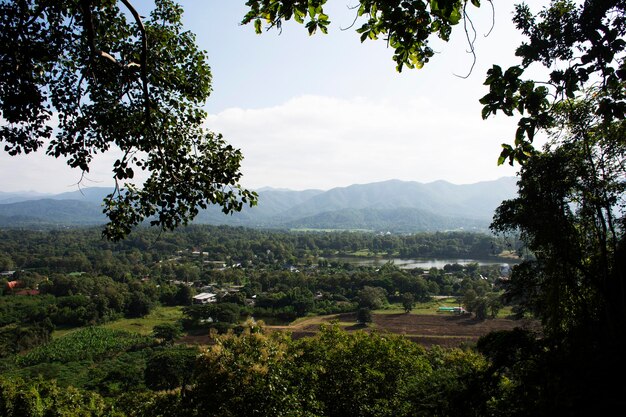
xmin=178 ymin=313 xmax=537 ymax=348
xmin=266 ymin=313 xmax=537 ymax=348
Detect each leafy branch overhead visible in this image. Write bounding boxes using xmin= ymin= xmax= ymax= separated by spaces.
xmin=243 ymin=0 xmax=481 ymax=72
xmin=0 ymin=0 xmax=257 ymax=240
xmin=480 ymin=0 xmax=626 ymax=165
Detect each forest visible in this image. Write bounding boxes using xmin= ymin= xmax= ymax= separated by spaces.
xmin=0 ymin=226 xmax=513 ymax=331
xmin=0 ymin=226 xmax=524 ymax=416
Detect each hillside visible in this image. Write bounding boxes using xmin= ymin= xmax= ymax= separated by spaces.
xmin=0 ymin=199 xmax=104 ymax=226
xmin=0 ymin=178 xmax=517 ymax=232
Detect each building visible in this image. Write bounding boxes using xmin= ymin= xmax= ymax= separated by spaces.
xmin=192 ymin=292 xmax=217 ymax=304
xmin=5 ymin=280 xmax=20 ymax=291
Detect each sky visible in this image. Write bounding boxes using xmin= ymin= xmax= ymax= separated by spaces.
xmin=0 ymin=1 xmax=548 ymax=193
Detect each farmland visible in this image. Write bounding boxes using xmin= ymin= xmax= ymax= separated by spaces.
xmin=179 ymin=310 xmax=533 ymax=348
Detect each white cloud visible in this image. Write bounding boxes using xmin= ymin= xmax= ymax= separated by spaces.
xmin=1 ymin=94 xmax=522 ymax=194
xmin=205 ymin=95 xmax=520 ymax=190
xmin=0 ymin=145 xmax=126 ymax=194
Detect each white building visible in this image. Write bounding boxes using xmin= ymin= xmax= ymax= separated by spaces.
xmin=192 ymin=292 xmax=217 ymax=304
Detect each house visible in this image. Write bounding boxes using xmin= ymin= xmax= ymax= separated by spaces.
xmin=5 ymin=280 xmax=20 ymax=291
xmin=223 ymin=285 xmax=244 ymax=293
xmin=192 ymin=292 xmax=217 ymax=304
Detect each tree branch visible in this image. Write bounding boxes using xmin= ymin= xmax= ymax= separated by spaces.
xmin=119 ymin=0 xmax=151 ymax=126
xmin=454 ymin=4 xmax=477 ymax=79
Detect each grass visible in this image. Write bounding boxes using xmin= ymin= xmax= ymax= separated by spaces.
xmin=51 ymin=306 xmax=184 ymax=339
xmin=374 ymin=298 xmax=513 ymax=319
xmin=101 ymin=306 xmax=183 ymax=335
xmin=52 ymin=326 xmax=82 ymax=339
xmin=374 ymin=298 xmax=460 ymax=316
xmin=497 ymin=305 xmax=514 ymax=318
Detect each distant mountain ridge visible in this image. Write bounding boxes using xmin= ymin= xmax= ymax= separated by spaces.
xmin=0 ymin=178 xmax=518 ymax=232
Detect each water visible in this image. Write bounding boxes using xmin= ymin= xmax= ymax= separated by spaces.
xmin=326 ymin=257 xmax=517 ymax=269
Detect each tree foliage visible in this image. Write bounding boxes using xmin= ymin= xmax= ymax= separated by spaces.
xmin=0 ymin=377 xmax=109 ymax=417
xmin=187 ymin=324 xmax=494 ymax=417
xmin=487 ymin=1 xmax=626 ymax=412
xmin=400 ymin=292 xmax=415 ymax=313
xmin=357 ymin=286 xmax=387 ymax=310
xmin=152 ymin=322 xmax=183 ymax=344
xmin=0 ymin=0 xmax=256 ymax=240
xmin=356 ymin=306 xmax=372 ymax=324
xmin=243 ymin=0 xmax=480 ymax=71
xmin=480 ymin=0 xmax=626 ymax=165
xmin=144 ymin=346 xmax=198 ymax=391
xmin=493 ymin=95 xmax=626 ymax=336
xmin=489 ymin=1 xmax=626 ymax=339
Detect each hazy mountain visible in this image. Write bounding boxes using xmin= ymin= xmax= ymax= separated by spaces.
xmin=283 ymin=207 xmax=490 ymax=232
xmin=282 ymin=178 xmax=517 ymax=221
xmin=0 ymin=199 xmax=104 ymax=226
xmin=49 ymin=187 xmax=115 ymax=203
xmin=193 ymin=188 xmax=325 ymax=226
xmin=0 ymin=178 xmax=518 ymax=232
xmin=0 ymin=191 xmax=52 ymax=204
xmin=0 ymin=188 xmax=114 ymax=205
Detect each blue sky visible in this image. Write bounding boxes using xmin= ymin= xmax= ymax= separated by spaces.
xmin=1 ymin=1 xmax=546 ymax=193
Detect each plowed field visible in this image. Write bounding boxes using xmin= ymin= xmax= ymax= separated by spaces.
xmin=265 ymin=313 xmax=535 ymax=347
xmin=178 ymin=313 xmax=536 ymax=348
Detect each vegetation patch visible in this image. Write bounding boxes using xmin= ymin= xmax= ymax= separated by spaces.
xmin=101 ymin=306 xmax=183 ymax=335
xmin=17 ymin=327 xmax=154 ymax=367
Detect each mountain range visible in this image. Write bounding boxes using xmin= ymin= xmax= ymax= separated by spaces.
xmin=0 ymin=177 xmax=518 ymax=232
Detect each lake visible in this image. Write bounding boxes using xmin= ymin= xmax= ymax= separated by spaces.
xmin=326 ymin=257 xmax=518 ymax=269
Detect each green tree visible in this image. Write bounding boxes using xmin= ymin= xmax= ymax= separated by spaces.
xmin=357 ymin=286 xmax=387 ymax=310
xmin=152 ymin=323 xmax=183 ymax=345
xmin=481 ymin=1 xmax=626 ymax=166
xmin=190 ymin=324 xmax=493 ymax=417
xmin=484 ymin=1 xmax=626 ymax=413
xmin=0 ymin=377 xmax=108 ymax=417
xmin=0 ymin=0 xmax=256 ymax=240
xmin=0 ymin=253 xmax=13 ymax=271
xmin=126 ymin=291 xmax=154 ymax=318
xmin=494 ymin=95 xmax=626 ymax=337
xmin=189 ymin=330 xmax=301 ymax=417
xmin=461 ymin=288 xmax=477 ymax=314
xmin=401 ymin=292 xmax=415 ymax=313
xmin=356 ymin=307 xmax=372 ymax=324
xmin=471 ymin=296 xmax=488 ymax=321
xmin=145 ymin=346 xmax=198 ymax=391
xmin=486 ymin=292 xmax=502 ymax=319
xmin=213 ymin=303 xmax=242 ymax=324
xmin=174 ymin=285 xmax=195 ymax=306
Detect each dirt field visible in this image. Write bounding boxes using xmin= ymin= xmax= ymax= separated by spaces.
xmin=179 ymin=313 xmax=537 ymax=348
xmin=267 ymin=313 xmax=536 ymax=348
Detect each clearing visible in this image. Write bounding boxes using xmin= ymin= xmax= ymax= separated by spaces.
xmin=264 ymin=312 xmax=534 ymax=347
xmin=179 ymin=312 xmax=535 ymax=348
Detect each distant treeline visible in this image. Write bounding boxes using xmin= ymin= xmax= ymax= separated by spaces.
xmin=0 ymin=225 xmax=520 ymax=274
